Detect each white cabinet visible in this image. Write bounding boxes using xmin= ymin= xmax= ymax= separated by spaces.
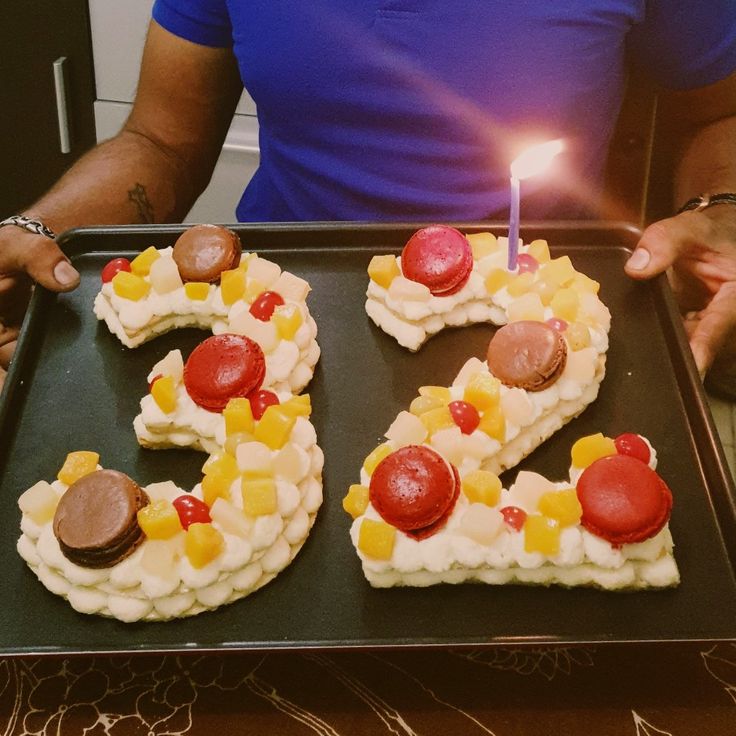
xmin=88 ymin=0 xmax=259 ymax=222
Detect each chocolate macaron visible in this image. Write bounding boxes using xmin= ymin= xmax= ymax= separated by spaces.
xmin=183 ymin=334 xmax=266 ymax=412
xmin=53 ymin=470 xmax=149 ymax=568
xmin=172 ymin=224 xmax=242 ymax=283
xmin=486 ymin=320 xmax=567 ymax=391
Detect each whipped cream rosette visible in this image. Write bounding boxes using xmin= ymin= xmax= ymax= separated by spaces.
xmin=94 ymin=226 xmax=320 ymax=393
xmin=17 ymin=395 xmax=324 ymax=621
xmin=345 ymin=431 xmax=678 ymax=590
xmin=365 ymin=225 xmax=610 ymax=352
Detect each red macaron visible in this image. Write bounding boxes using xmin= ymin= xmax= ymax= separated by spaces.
xmin=401 ymin=225 xmax=473 ymax=296
xmin=183 ymin=334 xmax=266 ymax=412
xmin=576 ymin=454 xmax=673 ymax=546
xmin=369 ymin=445 xmax=460 ymax=538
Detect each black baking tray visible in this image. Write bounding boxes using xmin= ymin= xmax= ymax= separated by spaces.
xmin=1 ymin=221 xmax=735 ymax=656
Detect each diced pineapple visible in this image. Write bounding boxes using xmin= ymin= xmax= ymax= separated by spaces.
xmin=358 ymin=518 xmax=396 ymax=560
xmin=409 ymin=395 xmax=445 ymax=416
xmin=506 ymin=272 xmax=535 ymax=297
xmin=149 ymin=256 xmax=183 ymax=294
xmin=463 ymin=372 xmax=500 ymax=411
xmin=57 ymin=451 xmax=99 ymax=486
xmin=273 ymin=304 xmax=303 ymax=340
xmin=418 ymin=385 xmax=451 ymax=403
xmin=388 ymin=276 xmax=432 ymax=301
xmin=279 ymin=394 xmax=312 ymax=418
xmin=184 ymin=282 xmax=210 ymax=301
xmin=485 ymin=268 xmax=513 ymax=294
xmin=273 ymin=443 xmax=309 ymax=484
xmin=478 ymin=406 xmax=505 ymax=441
xmin=130 ymin=246 xmax=160 ymax=276
xmin=368 ymin=254 xmax=401 ymax=289
xmin=150 ymin=350 xmax=184 ymax=384
xmin=571 ymin=272 xmax=600 ymax=295
xmin=137 ymin=499 xmax=183 ymax=539
xmin=223 ymin=397 xmax=255 ymax=436
xmin=202 ymin=453 xmax=240 ymax=481
xmin=210 ymin=497 xmax=251 ymax=537
xmin=523 ymin=515 xmax=561 ymax=555
xmin=566 ymin=321 xmax=591 ymax=350
xmin=507 ymin=292 xmax=545 ymax=322
xmin=201 ymin=473 xmax=234 ymax=507
xmin=272 ymin=271 xmax=310 ymax=302
xmin=507 ymin=470 xmax=558 ymax=511
xmin=459 ymin=504 xmax=505 ymax=545
xmin=220 ymin=268 xmax=247 ymax=305
xmin=224 ymin=432 xmax=255 ymax=456
xmin=151 ymin=375 xmax=177 ymax=414
xmin=141 ymin=538 xmax=181 ymax=578
xmin=538 ymin=489 xmax=582 ymax=526
xmin=244 ymin=280 xmax=267 ymax=303
xmin=527 ymin=239 xmax=551 ymax=263
xmin=385 ymin=410 xmax=428 ymax=446
xmin=235 ymin=441 xmax=273 ymax=476
xmin=462 ymin=470 xmax=502 ymax=506
xmin=419 ymin=406 xmax=455 ymax=435
xmin=530 ymin=279 xmax=558 ymax=306
xmin=363 ymin=442 xmax=393 ymax=476
xmin=246 ymin=256 xmax=281 ymax=287
xmin=342 ymin=484 xmax=370 ymax=519
xmin=550 ymin=288 xmax=580 ymax=321
xmin=18 ymin=481 xmax=58 ymax=524
xmin=241 ymin=477 xmax=277 ymax=516
xmin=429 ymin=426 xmax=463 ymax=466
xmin=112 ymin=271 xmax=151 ymax=301
xmin=538 ymin=256 xmax=575 ymax=288
xmin=466 ymin=232 xmax=499 ymax=260
xmin=185 ymin=523 xmax=225 ymax=568
xmin=253 ymin=406 xmax=296 ymax=450
xmin=570 ymin=433 xmax=616 ymax=468
xmin=500 ymin=388 xmax=533 ymax=427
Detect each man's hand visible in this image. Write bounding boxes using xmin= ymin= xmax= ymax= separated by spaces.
xmin=0 ymin=227 xmax=80 ymax=388
xmin=624 ymin=205 xmax=736 ymax=385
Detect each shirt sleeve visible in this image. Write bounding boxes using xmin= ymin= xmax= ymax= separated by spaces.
xmin=152 ymin=0 xmax=233 ymax=48
xmin=628 ymin=0 xmax=736 ymax=90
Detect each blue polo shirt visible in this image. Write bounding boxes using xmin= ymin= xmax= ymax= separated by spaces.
xmin=152 ymin=1 xmax=736 ymax=222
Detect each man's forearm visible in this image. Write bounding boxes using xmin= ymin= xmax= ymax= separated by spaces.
xmin=21 ymin=127 xmax=202 ymax=234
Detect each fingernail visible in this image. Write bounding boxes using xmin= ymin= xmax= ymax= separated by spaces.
xmin=53 ymin=260 xmax=79 ymax=286
xmin=627 ymin=248 xmax=650 ymax=270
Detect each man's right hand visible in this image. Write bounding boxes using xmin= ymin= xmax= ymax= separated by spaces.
xmin=0 ymin=227 xmax=80 ymax=389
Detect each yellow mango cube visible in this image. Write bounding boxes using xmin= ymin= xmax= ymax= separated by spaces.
xmin=185 ymin=522 xmax=225 ymax=568
xmin=462 ymin=470 xmax=502 ymax=506
xmin=566 ymin=321 xmax=591 ymax=350
xmin=184 ymin=282 xmax=210 ymax=301
xmin=368 ymin=254 xmax=401 ymax=289
xmin=343 ymin=484 xmax=370 ymax=519
xmin=538 ymin=489 xmax=583 ymax=527
xmin=485 ymin=268 xmax=514 ymax=294
xmin=137 ymin=499 xmax=182 ymax=539
xmin=57 ymin=451 xmax=99 ymax=486
xmin=223 ymin=397 xmax=255 ymax=436
xmin=539 ymin=256 xmax=575 ymax=288
xmin=571 ymin=433 xmax=617 ymax=468
xmin=202 ymin=452 xmax=240 ymax=481
xmin=18 ymin=481 xmax=58 ymax=525
xmin=507 ymin=272 xmax=535 ymax=297
xmin=466 ymin=232 xmax=499 ymax=260
xmin=571 ymin=272 xmax=600 ymax=294
xmin=280 ymin=394 xmax=312 ymax=418
xmin=130 ymin=246 xmax=160 ymax=276
xmin=358 ymin=518 xmax=396 ymax=560
xmin=418 ymin=385 xmax=451 ymax=404
xmin=273 ymin=304 xmax=303 ymax=340
xmin=524 ymin=515 xmax=561 ymax=555
xmin=363 ymin=442 xmax=393 ymax=476
xmin=244 ymin=279 xmax=266 ymax=303
xmin=419 ymin=405 xmax=455 ymax=434
xmin=254 ymin=405 xmax=296 ymax=450
xmin=478 ymin=406 xmax=505 ymax=441
xmin=464 ymin=372 xmax=500 ymax=411
xmin=550 ymin=288 xmax=580 ymax=322
xmin=409 ymin=395 xmax=444 ymax=416
xmin=112 ymin=271 xmax=151 ymax=301
xmin=241 ymin=477 xmax=277 ymax=516
xmin=202 ymin=473 xmax=234 ymax=507
xmin=507 ymin=293 xmax=545 ymax=322
xmin=527 ymin=239 xmax=551 ymax=263
xmin=151 ymin=375 xmax=177 ymax=414
xmin=220 ymin=268 xmax=247 ymax=305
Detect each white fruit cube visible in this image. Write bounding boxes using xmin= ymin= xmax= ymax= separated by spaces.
xmin=228 ymin=311 xmax=279 ymax=353
xmin=236 ymin=441 xmax=274 ymax=476
xmin=148 ymin=350 xmax=184 ymax=384
xmin=507 ymin=471 xmax=558 ymax=511
xmin=272 ymin=271 xmax=310 ymax=302
xmin=430 ymin=426 xmax=463 ymax=466
xmin=149 ymin=256 xmax=183 ymax=294
xmin=144 ymin=480 xmax=184 ymax=504
xmin=273 ymin=443 xmax=309 ymax=484
xmin=459 ymin=504 xmax=505 ymax=545
xmin=141 ymin=538 xmax=181 ymax=579
xmin=580 ymin=292 xmax=611 ymax=329
xmin=210 ymin=497 xmax=251 ymax=537
xmin=384 ymin=411 xmax=428 ymax=447
xmin=451 ymin=358 xmax=487 ymax=388
xmin=561 ymin=347 xmax=597 ymax=384
xmin=246 ymin=256 xmax=281 ymax=287
xmin=18 ymin=481 xmax=58 ymax=525
xmin=507 ymin=293 xmax=545 ymax=323
xmin=388 ymin=276 xmax=432 ymax=302
xmin=501 ymin=388 xmax=534 ymax=427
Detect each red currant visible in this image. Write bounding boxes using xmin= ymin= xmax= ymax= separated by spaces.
xmin=172 ymin=494 xmax=211 ymax=529
xmin=101 ymin=257 xmax=132 ymax=283
xmin=546 ymin=317 xmax=568 ymax=332
xmin=249 ymin=389 xmax=280 ymax=420
xmin=500 ymin=506 xmax=527 ymax=531
xmin=516 ymin=254 xmax=539 ymax=273
xmin=614 ymin=433 xmax=651 ymax=464
xmin=148 ymin=373 xmax=163 ymax=392
xmin=448 ymin=400 xmax=480 ymax=434
xmin=249 ymin=291 xmax=285 ymax=321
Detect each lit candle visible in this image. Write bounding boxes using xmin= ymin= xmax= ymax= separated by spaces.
xmin=507 ymin=139 xmax=565 ymax=270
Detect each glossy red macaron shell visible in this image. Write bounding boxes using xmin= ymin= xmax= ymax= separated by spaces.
xmin=183 ymin=334 xmax=266 ymax=412
xmin=576 ymin=454 xmax=673 ymax=546
xmin=401 ymin=225 xmax=473 ymax=296
xmin=369 ymin=445 xmax=460 ymax=534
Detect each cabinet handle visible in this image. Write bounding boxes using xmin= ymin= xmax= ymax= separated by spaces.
xmin=52 ymin=57 xmax=71 ymax=154
xmin=222 ymin=142 xmax=260 ymax=155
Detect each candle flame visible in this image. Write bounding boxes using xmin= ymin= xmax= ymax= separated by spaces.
xmin=510 ymin=139 xmax=564 ymax=181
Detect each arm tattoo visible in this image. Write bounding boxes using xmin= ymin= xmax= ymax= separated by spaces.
xmin=127 ymin=183 xmax=155 ymax=224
